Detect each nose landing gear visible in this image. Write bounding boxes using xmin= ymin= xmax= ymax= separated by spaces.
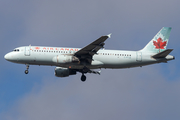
xmin=25 ymin=64 xmax=29 ymax=74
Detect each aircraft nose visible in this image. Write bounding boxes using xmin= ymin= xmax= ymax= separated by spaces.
xmin=4 ymin=54 xmax=8 ymax=60
xmin=4 ymin=53 xmax=11 ymax=61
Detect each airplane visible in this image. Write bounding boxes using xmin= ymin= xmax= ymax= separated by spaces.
xmin=4 ymin=27 xmax=175 ymax=82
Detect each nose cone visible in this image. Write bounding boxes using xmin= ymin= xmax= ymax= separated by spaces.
xmin=4 ymin=53 xmax=9 ymax=60
xmin=4 ymin=53 xmax=12 ymax=61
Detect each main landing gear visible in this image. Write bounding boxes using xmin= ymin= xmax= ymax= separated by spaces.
xmin=25 ymin=64 xmax=29 ymax=74
xmin=80 ymin=66 xmax=89 ymax=82
xmin=81 ymin=74 xmax=86 ymax=82
xmin=80 ymin=68 xmax=101 ymax=82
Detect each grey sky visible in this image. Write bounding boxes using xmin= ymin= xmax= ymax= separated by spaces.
xmin=1 ymin=0 xmax=180 ymax=120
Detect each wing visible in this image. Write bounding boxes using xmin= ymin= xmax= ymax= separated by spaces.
xmin=74 ymin=34 xmax=111 ymax=63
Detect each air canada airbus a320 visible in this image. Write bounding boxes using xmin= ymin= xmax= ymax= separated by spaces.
xmin=4 ymin=27 xmax=175 ymax=81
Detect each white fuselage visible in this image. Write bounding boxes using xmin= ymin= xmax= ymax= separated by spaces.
xmin=4 ymin=46 xmax=174 ymax=69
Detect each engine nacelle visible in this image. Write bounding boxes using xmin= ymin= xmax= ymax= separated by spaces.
xmin=55 ymin=67 xmax=76 ymax=77
xmin=52 ymin=55 xmax=79 ymax=63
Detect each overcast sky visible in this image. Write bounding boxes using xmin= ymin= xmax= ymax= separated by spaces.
xmin=0 ymin=0 xmax=180 ymax=120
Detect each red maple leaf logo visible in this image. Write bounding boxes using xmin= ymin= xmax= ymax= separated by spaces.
xmin=153 ymin=37 xmax=167 ymax=49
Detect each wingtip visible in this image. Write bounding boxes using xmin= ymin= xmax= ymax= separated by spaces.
xmin=107 ymin=33 xmax=112 ymax=38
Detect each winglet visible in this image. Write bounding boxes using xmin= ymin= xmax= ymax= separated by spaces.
xmin=107 ymin=33 xmax=112 ymax=38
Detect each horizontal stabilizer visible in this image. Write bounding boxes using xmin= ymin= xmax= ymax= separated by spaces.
xmin=152 ymin=49 xmax=173 ymax=58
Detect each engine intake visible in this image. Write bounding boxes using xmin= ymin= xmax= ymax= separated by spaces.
xmin=55 ymin=67 xmax=76 ymax=77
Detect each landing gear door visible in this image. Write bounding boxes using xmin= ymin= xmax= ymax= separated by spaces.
xmin=25 ymin=46 xmax=31 ymax=56
xmin=136 ymin=52 xmax=142 ymax=62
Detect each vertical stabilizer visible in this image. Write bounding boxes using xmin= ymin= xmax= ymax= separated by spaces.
xmin=141 ymin=27 xmax=171 ymax=53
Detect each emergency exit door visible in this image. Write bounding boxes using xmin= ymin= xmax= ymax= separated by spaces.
xmin=136 ymin=52 xmax=142 ymax=62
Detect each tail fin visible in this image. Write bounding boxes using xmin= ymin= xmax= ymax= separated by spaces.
xmin=141 ymin=27 xmax=172 ymax=53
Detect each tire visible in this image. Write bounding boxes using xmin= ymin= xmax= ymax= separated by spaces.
xmin=81 ymin=75 xmax=86 ymax=82
xmin=25 ymin=70 xmax=29 ymax=74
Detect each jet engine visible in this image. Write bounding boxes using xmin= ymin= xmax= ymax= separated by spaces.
xmin=55 ymin=67 xmax=76 ymax=77
xmin=52 ymin=55 xmax=79 ymax=63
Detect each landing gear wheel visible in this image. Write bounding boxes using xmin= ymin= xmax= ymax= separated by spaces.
xmin=25 ymin=64 xmax=29 ymax=74
xmin=25 ymin=70 xmax=29 ymax=74
xmin=81 ymin=74 xmax=86 ymax=82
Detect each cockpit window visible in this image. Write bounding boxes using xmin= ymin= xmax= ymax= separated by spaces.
xmin=13 ymin=49 xmax=20 ymax=52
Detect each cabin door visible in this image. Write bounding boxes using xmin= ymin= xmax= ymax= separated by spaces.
xmin=136 ymin=52 xmax=142 ymax=62
xmin=25 ymin=46 xmax=31 ymax=56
